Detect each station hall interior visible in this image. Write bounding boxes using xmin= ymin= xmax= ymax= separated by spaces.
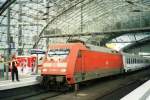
xmin=0 ymin=0 xmax=150 ymax=100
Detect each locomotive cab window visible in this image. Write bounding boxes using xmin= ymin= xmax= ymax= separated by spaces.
xmin=48 ymin=49 xmax=70 ymax=59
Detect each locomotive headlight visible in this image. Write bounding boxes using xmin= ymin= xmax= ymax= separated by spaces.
xmin=60 ymin=69 xmax=66 ymax=72
xmin=42 ymin=68 xmax=47 ymax=72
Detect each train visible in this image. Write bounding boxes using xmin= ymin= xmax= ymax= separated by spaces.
xmin=39 ymin=42 xmax=150 ymax=90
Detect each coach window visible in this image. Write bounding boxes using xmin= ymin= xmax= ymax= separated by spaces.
xmin=135 ymin=59 xmax=137 ymax=63
xmin=132 ymin=58 xmax=134 ymax=64
xmin=127 ymin=58 xmax=129 ymax=64
xmin=127 ymin=58 xmax=130 ymax=64
xmin=128 ymin=58 xmax=130 ymax=64
xmin=132 ymin=59 xmax=133 ymax=64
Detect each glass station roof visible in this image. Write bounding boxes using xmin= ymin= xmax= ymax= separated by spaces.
xmin=0 ymin=0 xmax=150 ymax=55
xmin=0 ymin=0 xmax=7 ymax=7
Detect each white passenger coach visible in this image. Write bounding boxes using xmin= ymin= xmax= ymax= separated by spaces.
xmin=122 ymin=53 xmax=150 ymax=72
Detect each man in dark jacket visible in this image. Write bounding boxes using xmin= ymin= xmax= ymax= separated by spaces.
xmin=10 ymin=55 xmax=19 ymax=82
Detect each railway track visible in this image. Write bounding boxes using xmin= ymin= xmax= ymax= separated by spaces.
xmin=1 ymin=67 xmax=150 ymax=100
xmin=94 ymin=68 xmax=150 ymax=100
xmin=2 ymin=89 xmax=64 ymax=100
xmin=45 ymin=67 xmax=150 ymax=100
xmin=16 ymin=91 xmax=63 ymax=100
xmin=96 ymin=77 xmax=149 ymax=100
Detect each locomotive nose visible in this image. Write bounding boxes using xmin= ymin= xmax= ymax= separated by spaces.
xmin=41 ymin=62 xmax=67 ymax=75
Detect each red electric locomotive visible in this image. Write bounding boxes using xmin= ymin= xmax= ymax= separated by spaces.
xmin=39 ymin=42 xmax=124 ymax=89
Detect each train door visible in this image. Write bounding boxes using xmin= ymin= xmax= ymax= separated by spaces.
xmin=74 ymin=50 xmax=85 ymax=83
xmin=80 ymin=51 xmax=86 ymax=80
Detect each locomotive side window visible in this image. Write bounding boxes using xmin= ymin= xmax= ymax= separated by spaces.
xmin=78 ymin=51 xmax=82 ymax=58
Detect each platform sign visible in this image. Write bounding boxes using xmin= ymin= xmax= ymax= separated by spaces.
xmin=30 ymin=49 xmax=45 ymax=54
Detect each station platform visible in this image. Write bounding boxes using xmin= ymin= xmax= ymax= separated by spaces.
xmin=121 ymin=80 xmax=150 ymax=100
xmin=0 ymin=74 xmax=40 ymax=91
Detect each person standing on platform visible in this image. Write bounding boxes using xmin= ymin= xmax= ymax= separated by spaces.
xmin=10 ymin=55 xmax=20 ymax=82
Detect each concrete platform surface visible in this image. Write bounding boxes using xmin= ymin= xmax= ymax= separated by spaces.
xmin=0 ymin=75 xmax=40 ymax=91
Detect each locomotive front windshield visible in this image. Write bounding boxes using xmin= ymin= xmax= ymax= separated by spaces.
xmin=48 ymin=49 xmax=70 ymax=58
xmin=43 ymin=49 xmax=69 ymax=69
